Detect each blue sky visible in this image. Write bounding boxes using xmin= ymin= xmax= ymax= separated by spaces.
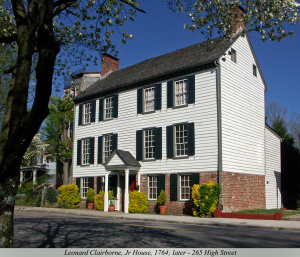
xmin=61 ymin=0 xmax=300 ymax=116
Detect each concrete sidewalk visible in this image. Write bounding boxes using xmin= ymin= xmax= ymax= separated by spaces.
xmin=14 ymin=206 xmax=300 ymax=231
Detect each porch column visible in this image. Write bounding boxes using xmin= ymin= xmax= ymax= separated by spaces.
xmin=104 ymin=173 xmax=109 ymax=212
xmin=124 ymin=169 xmax=129 ymax=213
xmin=33 ymin=168 xmax=37 ymax=184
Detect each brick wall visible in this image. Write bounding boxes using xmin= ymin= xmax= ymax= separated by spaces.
xmin=101 ymin=53 xmax=119 ymax=78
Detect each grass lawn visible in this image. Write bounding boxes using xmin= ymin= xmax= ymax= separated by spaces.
xmin=233 ymin=209 xmax=300 ymax=217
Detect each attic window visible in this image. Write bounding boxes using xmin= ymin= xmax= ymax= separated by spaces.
xmin=231 ymin=48 xmax=237 ymax=63
xmin=253 ymin=64 xmax=257 ymax=77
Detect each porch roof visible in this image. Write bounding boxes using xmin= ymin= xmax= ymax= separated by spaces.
xmin=104 ymin=149 xmax=141 ymax=170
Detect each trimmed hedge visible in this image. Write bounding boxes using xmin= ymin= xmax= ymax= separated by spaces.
xmin=129 ymin=190 xmax=148 ymax=213
xmin=57 ymin=184 xmax=82 ymax=209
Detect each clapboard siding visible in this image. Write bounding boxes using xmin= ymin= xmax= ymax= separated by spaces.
xmin=221 ymin=35 xmax=266 ymax=175
xmin=265 ymin=126 xmax=282 ymax=209
xmin=73 ymin=69 xmax=219 ymax=177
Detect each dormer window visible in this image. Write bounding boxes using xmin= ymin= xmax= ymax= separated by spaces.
xmin=231 ymin=48 xmax=237 ymax=63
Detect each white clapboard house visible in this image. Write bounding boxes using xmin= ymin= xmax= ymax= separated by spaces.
xmin=72 ymin=30 xmax=282 ymax=214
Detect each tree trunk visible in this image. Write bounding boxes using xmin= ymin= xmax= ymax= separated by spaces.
xmin=56 ymin=160 xmax=63 ymax=189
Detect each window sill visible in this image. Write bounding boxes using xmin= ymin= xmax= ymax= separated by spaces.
xmin=80 ymin=164 xmax=90 ymax=167
xmin=172 ymin=156 xmax=189 ymax=160
xmin=177 ymin=199 xmax=193 ymax=203
xmin=102 ymin=118 xmax=114 ymax=122
xmin=172 ymin=104 xmax=188 ymax=109
xmin=80 ymin=122 xmax=92 ymax=126
xmin=147 ymin=199 xmax=158 ymax=202
xmin=142 ymin=110 xmax=156 ymax=115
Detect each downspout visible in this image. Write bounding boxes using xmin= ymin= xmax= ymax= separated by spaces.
xmin=215 ymin=60 xmax=223 ymax=209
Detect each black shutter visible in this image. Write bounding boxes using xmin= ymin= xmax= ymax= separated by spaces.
xmin=170 ymin=174 xmax=177 ymax=201
xmin=96 ymin=177 xmax=102 ymax=193
xmin=155 ymin=84 xmax=162 ymax=110
xmin=167 ymin=80 xmax=173 ymax=108
xmin=113 ymin=94 xmax=118 ymax=118
xmin=77 ymin=140 xmax=82 ymax=165
xmin=98 ymin=136 xmax=103 ymax=164
xmin=88 ymin=177 xmax=94 ymax=189
xmin=78 ymin=104 xmax=83 ymax=125
xmin=158 ymin=174 xmax=165 ymax=193
xmin=76 ymin=178 xmax=81 ymax=190
xmin=155 ymin=127 xmax=162 ymax=160
xmin=112 ymin=134 xmax=118 ymax=151
xmin=99 ymin=99 xmax=103 ymax=121
xmin=188 ymin=75 xmax=195 ymax=104
xmin=91 ymin=100 xmax=96 ymax=122
xmin=166 ymin=125 xmax=174 ymax=159
xmin=136 ymin=130 xmax=143 ymax=161
xmin=90 ymin=137 xmax=95 ymax=164
xmin=69 ymin=122 xmax=73 ymax=138
xmin=187 ymin=123 xmax=195 ymax=156
xmin=137 ymin=88 xmax=143 ymax=114
xmin=192 ymin=173 xmax=199 ymax=186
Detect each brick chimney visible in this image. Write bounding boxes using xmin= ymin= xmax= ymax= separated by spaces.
xmin=231 ymin=6 xmax=246 ymax=37
xmin=101 ymin=53 xmax=119 ymax=79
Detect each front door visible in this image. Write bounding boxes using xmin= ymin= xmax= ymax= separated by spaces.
xmin=129 ymin=175 xmax=136 ymax=191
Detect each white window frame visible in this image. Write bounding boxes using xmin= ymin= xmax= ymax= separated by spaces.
xmin=104 ymin=97 xmax=114 ymax=120
xmin=82 ymin=138 xmax=90 ymax=165
xmin=144 ymin=129 xmax=155 ymax=160
xmin=103 ymin=134 xmax=113 ymax=162
xmin=148 ymin=176 xmax=158 ymax=200
xmin=83 ymin=103 xmax=91 ymax=124
xmin=174 ymin=79 xmax=188 ymax=106
xmin=144 ymin=86 xmax=155 ymax=112
xmin=174 ymin=124 xmax=188 ymax=157
xmin=81 ymin=177 xmax=89 ymax=198
xmin=180 ymin=174 xmax=192 ymax=200
xmin=253 ymin=64 xmax=257 ymax=77
xmin=231 ymin=48 xmax=237 ymax=63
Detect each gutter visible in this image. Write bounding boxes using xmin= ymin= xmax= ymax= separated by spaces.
xmin=215 ymin=60 xmax=223 ymax=208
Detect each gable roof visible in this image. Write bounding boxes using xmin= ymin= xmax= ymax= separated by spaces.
xmin=105 ymin=149 xmax=141 ymax=167
xmin=73 ymin=35 xmax=241 ymax=103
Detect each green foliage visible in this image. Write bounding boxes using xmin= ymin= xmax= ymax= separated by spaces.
xmin=21 ymin=134 xmax=44 ymax=167
xmin=86 ymin=188 xmax=95 ymax=203
xmin=129 ymin=190 xmax=148 ymax=213
xmin=108 ymin=190 xmax=116 ymax=200
xmin=44 ymin=187 xmax=59 ymax=204
xmin=157 ymin=190 xmax=167 ymax=206
xmin=95 ymin=190 xmax=105 ymax=211
xmin=57 ymin=184 xmax=82 ymax=209
xmin=192 ymin=181 xmax=221 ymax=217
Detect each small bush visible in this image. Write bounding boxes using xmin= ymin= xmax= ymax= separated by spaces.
xmin=108 ymin=190 xmax=116 ymax=199
xmin=192 ymin=180 xmax=221 ymax=217
xmin=57 ymin=184 xmax=82 ymax=209
xmin=95 ymin=191 xmax=105 ymax=211
xmin=129 ymin=190 xmax=148 ymax=213
xmin=86 ymin=188 xmax=95 ymax=203
xmin=44 ymin=187 xmax=58 ymax=204
xmin=157 ymin=190 xmax=167 ymax=205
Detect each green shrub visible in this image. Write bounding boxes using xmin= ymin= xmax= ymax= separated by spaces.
xmin=44 ymin=187 xmax=58 ymax=204
xmin=192 ymin=180 xmax=221 ymax=217
xmin=95 ymin=191 xmax=105 ymax=211
xmin=57 ymin=184 xmax=82 ymax=209
xmin=108 ymin=190 xmax=116 ymax=199
xmin=157 ymin=190 xmax=167 ymax=205
xmin=297 ymin=195 xmax=300 ymax=211
xmin=129 ymin=190 xmax=148 ymax=213
xmin=86 ymin=188 xmax=95 ymax=203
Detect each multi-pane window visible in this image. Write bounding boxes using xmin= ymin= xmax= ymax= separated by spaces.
xmin=83 ymin=103 xmax=91 ymax=124
xmin=103 ymin=135 xmax=113 ymax=161
xmin=180 ymin=175 xmax=192 ymax=200
xmin=82 ymin=138 xmax=90 ymax=165
xmin=175 ymin=79 xmax=188 ymax=106
xmin=81 ymin=178 xmax=89 ymax=198
xmin=144 ymin=129 xmax=155 ymax=159
xmin=148 ymin=176 xmax=158 ymax=200
xmin=231 ymin=48 xmax=237 ymax=63
xmin=253 ymin=64 xmax=257 ymax=77
xmin=104 ymin=97 xmax=114 ymax=120
xmin=144 ymin=87 xmax=155 ymax=112
xmin=175 ymin=124 xmax=188 ymax=156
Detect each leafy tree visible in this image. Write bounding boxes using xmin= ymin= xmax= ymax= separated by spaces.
xmin=41 ymin=96 xmax=73 ymax=188
xmin=0 ymin=0 xmax=299 ymax=249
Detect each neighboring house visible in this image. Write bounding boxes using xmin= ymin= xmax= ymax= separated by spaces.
xmin=72 ymin=25 xmax=282 ymax=213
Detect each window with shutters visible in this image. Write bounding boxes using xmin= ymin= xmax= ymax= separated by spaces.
xmin=144 ymin=86 xmax=155 ymax=112
xmin=148 ymin=176 xmax=158 ymax=200
xmin=83 ymin=103 xmax=91 ymax=124
xmin=104 ymin=97 xmax=114 ymax=120
xmin=81 ymin=177 xmax=89 ymax=198
xmin=231 ymin=48 xmax=237 ymax=63
xmin=82 ymin=138 xmax=90 ymax=165
xmin=103 ymin=134 xmax=113 ymax=162
xmin=175 ymin=124 xmax=188 ymax=157
xmin=180 ymin=175 xmax=192 ymax=200
xmin=174 ymin=79 xmax=188 ymax=106
xmin=144 ymin=129 xmax=155 ymax=160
